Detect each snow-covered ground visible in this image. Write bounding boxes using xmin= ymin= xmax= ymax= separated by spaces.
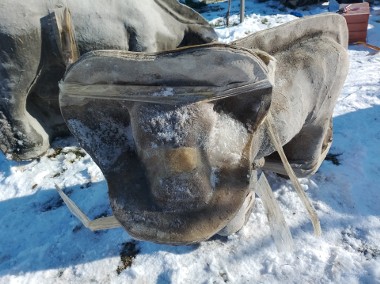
xmin=1 ymin=1 xmax=380 ymax=283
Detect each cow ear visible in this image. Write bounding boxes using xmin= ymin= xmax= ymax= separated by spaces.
xmin=213 ymin=50 xmax=275 ymax=133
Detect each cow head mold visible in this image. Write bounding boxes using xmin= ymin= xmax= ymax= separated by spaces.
xmin=59 ymin=44 xmax=273 ymax=244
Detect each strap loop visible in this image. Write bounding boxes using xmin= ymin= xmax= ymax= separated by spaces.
xmin=264 ymin=113 xmax=322 ymax=236
xmin=55 ymin=184 xmax=122 ymax=231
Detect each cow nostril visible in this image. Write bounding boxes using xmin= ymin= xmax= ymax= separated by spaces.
xmin=165 ymin=147 xmax=198 ymax=174
xmin=152 ymin=174 xmax=213 ymax=212
xmin=144 ymin=147 xmax=213 ymax=212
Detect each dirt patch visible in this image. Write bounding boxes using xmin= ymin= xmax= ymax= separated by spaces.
xmin=325 ymin=152 xmax=343 ymax=166
xmin=116 ymin=241 xmax=140 ymax=275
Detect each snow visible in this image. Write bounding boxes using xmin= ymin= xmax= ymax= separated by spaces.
xmin=139 ymin=104 xmax=193 ymax=146
xmin=152 ymin=88 xmax=175 ymax=97
xmin=206 ymin=112 xmax=249 ymax=167
xmin=1 ymin=0 xmax=380 ymax=283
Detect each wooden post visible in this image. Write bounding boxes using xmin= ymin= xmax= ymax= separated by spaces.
xmin=240 ymin=0 xmax=245 ymax=23
xmin=51 ymin=8 xmax=79 ymax=65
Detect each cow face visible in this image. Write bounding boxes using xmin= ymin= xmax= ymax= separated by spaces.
xmin=129 ymin=102 xmax=253 ymax=212
xmin=60 ymin=44 xmax=273 ymax=244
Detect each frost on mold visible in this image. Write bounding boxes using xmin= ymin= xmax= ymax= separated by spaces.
xmin=152 ymin=88 xmax=175 ymax=97
xmin=206 ymin=112 xmax=249 ymax=168
xmin=67 ymin=118 xmax=134 ymax=171
xmin=136 ymin=104 xmax=194 ymax=147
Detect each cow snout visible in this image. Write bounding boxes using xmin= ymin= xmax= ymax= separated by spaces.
xmin=142 ymin=147 xmax=213 ymax=212
xmin=165 ymin=147 xmax=198 ymax=173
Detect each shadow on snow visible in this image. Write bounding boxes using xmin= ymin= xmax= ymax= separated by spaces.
xmin=0 ymin=106 xmax=379 ymax=275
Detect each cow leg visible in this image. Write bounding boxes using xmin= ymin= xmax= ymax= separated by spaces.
xmin=264 ymin=35 xmax=348 ymax=178
xmin=285 ymin=117 xmax=332 ymax=172
xmin=0 ymin=9 xmax=77 ymax=160
xmin=0 ymin=30 xmax=50 ymax=160
xmin=265 ymin=117 xmax=333 ymax=177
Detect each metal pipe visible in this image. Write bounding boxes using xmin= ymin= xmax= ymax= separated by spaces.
xmin=240 ymin=0 xmax=245 ymax=23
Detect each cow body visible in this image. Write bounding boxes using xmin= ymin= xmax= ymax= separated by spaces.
xmin=0 ymin=0 xmax=217 ymax=160
xmin=59 ymin=14 xmax=349 ymax=244
xmin=233 ymin=13 xmax=349 ymax=176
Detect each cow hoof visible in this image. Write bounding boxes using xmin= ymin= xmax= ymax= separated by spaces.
xmin=0 ymin=117 xmax=49 ymax=160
